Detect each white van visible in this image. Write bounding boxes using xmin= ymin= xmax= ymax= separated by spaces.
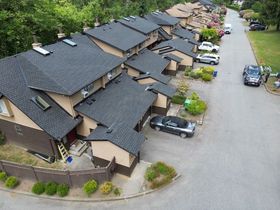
xmin=224 ymin=24 xmax=232 ymax=34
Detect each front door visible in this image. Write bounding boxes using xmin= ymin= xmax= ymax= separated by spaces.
xmin=63 ymin=129 xmax=77 ymax=150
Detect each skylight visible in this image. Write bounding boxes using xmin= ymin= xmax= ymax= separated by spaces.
xmin=33 ymin=47 xmax=51 ymax=56
xmin=63 ymin=39 xmax=77 ymax=47
xmin=31 ymin=96 xmax=51 ymax=111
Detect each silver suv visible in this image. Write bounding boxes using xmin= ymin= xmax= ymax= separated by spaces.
xmin=196 ymin=53 xmax=220 ymax=65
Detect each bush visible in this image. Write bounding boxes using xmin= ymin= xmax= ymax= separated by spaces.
xmin=177 ymin=80 xmax=189 ymax=96
xmin=144 ymin=167 xmax=159 ymax=182
xmin=171 ymin=95 xmax=186 ymax=105
xmin=113 ymin=187 xmax=121 ymax=196
xmin=0 ymin=171 xmax=7 ymax=182
xmin=5 ymin=176 xmax=19 ymax=189
xmin=188 ymin=92 xmax=200 ymax=100
xmin=184 ymin=66 xmax=192 ymax=75
xmin=83 ymin=180 xmax=98 ymax=196
xmin=202 ymin=73 xmax=213 ymax=82
xmin=150 ymin=176 xmax=172 ymax=189
xmin=57 ymin=183 xmax=69 ymax=197
xmin=189 ymin=71 xmax=200 ymax=79
xmin=0 ymin=131 xmax=5 ymax=145
xmin=187 ymin=100 xmax=207 ymax=115
xmin=100 ymin=182 xmax=113 ymax=195
xmin=45 ymin=182 xmax=58 ymax=196
xmin=202 ymin=66 xmax=215 ymax=75
xmin=201 ymin=28 xmax=220 ymax=43
xmin=32 ymin=182 xmax=45 ymax=195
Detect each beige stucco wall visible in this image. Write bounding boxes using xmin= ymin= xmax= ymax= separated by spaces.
xmin=126 ymin=66 xmax=140 ymax=77
xmin=179 ymin=19 xmax=187 ymax=27
xmin=92 ymin=141 xmax=132 ymax=167
xmin=195 ymin=33 xmax=200 ymax=40
xmin=168 ymin=51 xmax=193 ymax=66
xmin=144 ymin=31 xmax=158 ymax=48
xmin=90 ymin=37 xmax=123 ymax=57
xmin=122 ymin=46 xmax=139 ymax=57
xmin=0 ymin=97 xmax=42 ymax=130
xmin=153 ymin=93 xmax=167 ymax=108
xmin=167 ymin=60 xmax=178 ymax=71
xmin=76 ymin=114 xmax=97 ymax=137
xmin=137 ymin=77 xmax=157 ymax=85
xmin=162 ymin=26 xmax=172 ymax=35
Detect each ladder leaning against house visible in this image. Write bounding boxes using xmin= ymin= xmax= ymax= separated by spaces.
xmin=57 ymin=142 xmax=70 ymax=162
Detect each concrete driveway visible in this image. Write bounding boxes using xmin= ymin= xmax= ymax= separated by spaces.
xmin=1 ymin=10 xmax=280 ymax=210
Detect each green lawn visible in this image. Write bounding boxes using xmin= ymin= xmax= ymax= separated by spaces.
xmin=248 ymin=31 xmax=280 ymax=73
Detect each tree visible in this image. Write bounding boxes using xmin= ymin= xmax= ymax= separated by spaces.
xmin=260 ymin=0 xmax=280 ymax=30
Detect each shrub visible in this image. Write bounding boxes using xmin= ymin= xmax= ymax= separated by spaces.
xmin=5 ymin=176 xmax=19 ymax=189
xmin=189 ymin=71 xmax=200 ymax=79
xmin=150 ymin=176 xmax=172 ymax=189
xmin=144 ymin=167 xmax=159 ymax=182
xmin=202 ymin=66 xmax=215 ymax=75
xmin=189 ymin=92 xmax=200 ymax=101
xmin=83 ymin=180 xmax=98 ymax=196
xmin=0 ymin=131 xmax=5 ymax=145
xmin=177 ymin=80 xmax=189 ymax=96
xmin=187 ymin=100 xmax=207 ymax=115
xmin=57 ymin=184 xmax=69 ymax=197
xmin=0 ymin=171 xmax=7 ymax=182
xmin=45 ymin=182 xmax=58 ymax=196
xmin=202 ymin=73 xmax=213 ymax=82
xmin=184 ymin=66 xmax=192 ymax=75
xmin=113 ymin=187 xmax=121 ymax=196
xmin=154 ymin=162 xmax=169 ymax=175
xmin=100 ymin=182 xmax=113 ymax=195
xmin=32 ymin=182 xmax=45 ymax=195
xmin=201 ymin=28 xmax=219 ymax=43
xmin=171 ymin=95 xmax=186 ymax=105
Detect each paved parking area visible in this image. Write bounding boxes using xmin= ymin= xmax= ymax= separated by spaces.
xmin=1 ymin=10 xmax=280 ymax=210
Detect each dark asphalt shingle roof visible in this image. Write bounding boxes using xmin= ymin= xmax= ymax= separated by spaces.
xmin=125 ymin=49 xmax=171 ymax=84
xmin=85 ymin=124 xmax=145 ymax=156
xmin=118 ymin=16 xmax=160 ymax=35
xmin=75 ymin=73 xmax=157 ymax=129
xmin=148 ymin=83 xmax=176 ymax=98
xmin=145 ymin=12 xmax=180 ymax=26
xmin=153 ymin=38 xmax=197 ymax=58
xmin=158 ymin=28 xmax=172 ymax=40
xmin=85 ymin=22 xmax=147 ymax=51
xmin=20 ymin=34 xmax=124 ymax=95
xmin=163 ymin=53 xmax=183 ymax=63
xmin=171 ymin=28 xmax=200 ymax=45
xmin=0 ymin=56 xmax=82 ymax=140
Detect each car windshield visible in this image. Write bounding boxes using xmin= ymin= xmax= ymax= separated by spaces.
xmin=247 ymin=66 xmax=260 ymax=75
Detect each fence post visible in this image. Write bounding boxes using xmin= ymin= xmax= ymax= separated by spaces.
xmin=0 ymin=160 xmax=3 ymax=171
xmin=67 ymin=170 xmax=72 ymax=187
xmin=32 ymin=166 xmax=39 ymax=181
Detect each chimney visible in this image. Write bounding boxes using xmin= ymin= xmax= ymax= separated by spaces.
xmin=32 ymin=34 xmax=42 ymax=49
xmin=57 ymin=26 xmax=65 ymax=39
xmin=94 ymin=17 xmax=100 ymax=27
xmin=83 ymin=22 xmax=90 ymax=32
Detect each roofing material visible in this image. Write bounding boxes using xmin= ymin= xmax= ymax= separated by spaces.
xmin=148 ymin=82 xmax=176 ymax=98
xmin=125 ymin=49 xmax=171 ymax=84
xmin=171 ymin=27 xmax=200 ymax=45
xmin=144 ymin=12 xmax=180 ymax=26
xmin=165 ymin=7 xmax=192 ymax=18
xmin=163 ymin=54 xmax=183 ymax=63
xmin=0 ymin=56 xmax=82 ymax=140
xmin=20 ymin=34 xmax=125 ymax=96
xmin=85 ymin=22 xmax=147 ymax=51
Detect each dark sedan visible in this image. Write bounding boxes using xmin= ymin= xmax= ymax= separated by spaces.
xmin=150 ymin=115 xmax=196 ymax=138
xmin=249 ymin=24 xmax=266 ymax=31
xmin=243 ymin=65 xmax=262 ymax=86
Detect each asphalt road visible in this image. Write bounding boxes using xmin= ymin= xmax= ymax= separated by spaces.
xmin=1 ymin=10 xmax=280 ymax=210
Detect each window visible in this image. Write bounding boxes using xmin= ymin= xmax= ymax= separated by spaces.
xmin=15 ymin=125 xmax=23 ymax=136
xmin=0 ymin=99 xmax=9 ymax=115
xmin=31 ymin=96 xmax=51 ymax=111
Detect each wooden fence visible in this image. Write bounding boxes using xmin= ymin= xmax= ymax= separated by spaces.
xmin=0 ymin=157 xmax=116 ymax=187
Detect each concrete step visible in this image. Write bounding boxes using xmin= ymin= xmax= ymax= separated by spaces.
xmin=69 ymin=140 xmax=88 ymax=157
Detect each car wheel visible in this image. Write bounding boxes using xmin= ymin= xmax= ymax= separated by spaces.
xmin=212 ymin=49 xmax=217 ymax=53
xmin=210 ymin=61 xmax=215 ymax=65
xmin=180 ymin=132 xmax=187 ymax=138
xmin=155 ymin=126 xmax=160 ymax=131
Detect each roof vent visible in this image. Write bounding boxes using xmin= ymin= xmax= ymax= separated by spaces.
xmin=123 ymin=17 xmax=130 ymax=21
xmin=145 ymin=86 xmax=152 ymax=91
xmin=152 ymin=12 xmax=158 ymax=15
xmin=86 ymin=100 xmax=93 ymax=105
xmin=106 ymin=128 xmax=113 ymax=133
xmin=91 ymin=98 xmax=96 ymax=102
xmin=130 ymin=16 xmax=136 ymax=19
xmin=63 ymin=39 xmax=77 ymax=47
xmin=146 ymin=72 xmax=150 ymax=75
xmin=33 ymin=47 xmax=51 ymax=56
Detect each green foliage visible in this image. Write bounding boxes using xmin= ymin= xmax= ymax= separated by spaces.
xmin=201 ymin=28 xmax=220 ymax=43
xmin=5 ymin=176 xmax=19 ymax=189
xmin=177 ymin=80 xmax=189 ymax=96
xmin=145 ymin=167 xmax=159 ymax=181
xmin=32 ymin=182 xmax=45 ymax=195
xmin=57 ymin=183 xmax=69 ymax=197
xmin=202 ymin=66 xmax=215 ymax=75
xmin=99 ymin=181 xmax=113 ymax=195
xmin=83 ymin=180 xmax=98 ymax=196
xmin=189 ymin=71 xmax=201 ymax=79
xmin=202 ymin=73 xmax=213 ymax=82
xmin=187 ymin=99 xmax=207 ymax=115
xmin=45 ymin=182 xmax=58 ymax=196
xmin=227 ymin=4 xmax=240 ymax=11
xmin=113 ymin=187 xmax=121 ymax=196
xmin=171 ymin=95 xmax=186 ymax=105
xmin=0 ymin=171 xmax=7 ymax=182
xmin=0 ymin=131 xmax=5 ymax=145
xmin=188 ymin=92 xmax=200 ymax=101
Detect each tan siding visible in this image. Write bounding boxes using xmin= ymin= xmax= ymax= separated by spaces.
xmin=76 ymin=114 xmax=97 ymax=137
xmin=153 ymin=93 xmax=167 ymax=108
xmin=91 ymin=141 xmax=131 ymax=167
xmin=90 ymin=37 xmax=123 ymax=57
xmin=0 ymin=97 xmax=42 ymax=130
xmin=179 ymin=19 xmax=187 ymax=27
xmin=47 ymin=93 xmax=76 ymax=117
xmin=137 ymin=78 xmax=157 ymax=85
xmin=167 ymin=60 xmax=178 ymax=71
xmin=168 ymin=51 xmax=193 ymax=66
xmin=144 ymin=31 xmax=158 ymax=48
xmin=126 ymin=66 xmax=140 ymax=77
xmin=162 ymin=26 xmax=171 ymax=35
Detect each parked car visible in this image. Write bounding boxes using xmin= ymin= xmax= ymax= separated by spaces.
xmin=198 ymin=41 xmax=220 ymax=52
xmin=249 ymin=24 xmax=266 ymax=31
xmin=224 ymin=23 xmax=232 ymax=34
xmin=196 ymin=53 xmax=220 ymax=65
xmin=243 ymin=65 xmax=262 ymax=86
xmin=249 ymin=21 xmax=261 ymax=26
xmin=150 ymin=115 xmax=196 ymax=138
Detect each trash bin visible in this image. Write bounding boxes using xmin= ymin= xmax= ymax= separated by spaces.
xmin=213 ymin=70 xmax=218 ymax=77
xmin=184 ymin=99 xmax=191 ymax=109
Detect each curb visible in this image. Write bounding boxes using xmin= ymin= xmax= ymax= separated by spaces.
xmin=263 ymin=83 xmax=280 ymax=96
xmin=0 ymin=174 xmax=182 ymax=203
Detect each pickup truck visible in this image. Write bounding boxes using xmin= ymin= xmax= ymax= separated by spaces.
xmin=198 ymin=41 xmax=220 ymax=52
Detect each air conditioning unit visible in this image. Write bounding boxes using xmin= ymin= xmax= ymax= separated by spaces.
xmin=107 ymin=72 xmax=113 ymax=80
xmin=81 ymin=89 xmax=89 ymax=98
